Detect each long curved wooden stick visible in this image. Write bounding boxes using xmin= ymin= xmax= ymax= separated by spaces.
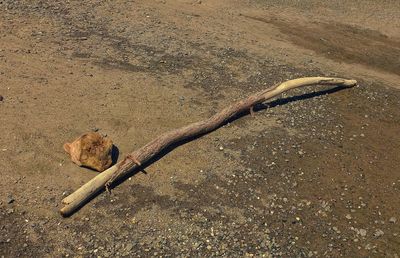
xmin=60 ymin=77 xmax=357 ymax=216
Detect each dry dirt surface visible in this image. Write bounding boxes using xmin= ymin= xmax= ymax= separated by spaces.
xmin=1 ymin=0 xmax=400 ymax=257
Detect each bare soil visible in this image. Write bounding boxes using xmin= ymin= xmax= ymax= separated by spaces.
xmin=1 ymin=0 xmax=399 ymax=257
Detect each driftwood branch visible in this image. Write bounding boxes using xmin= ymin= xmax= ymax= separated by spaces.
xmin=60 ymin=77 xmax=357 ymax=216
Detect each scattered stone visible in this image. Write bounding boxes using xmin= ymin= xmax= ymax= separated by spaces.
xmin=125 ymin=243 xmax=133 ymax=252
xmin=7 ymin=196 xmax=14 ymax=204
xmin=389 ymin=217 xmax=397 ymax=223
xmin=373 ymin=229 xmax=384 ymax=237
xmin=359 ymin=229 xmax=367 ymax=237
xmin=345 ymin=214 xmax=352 ymax=220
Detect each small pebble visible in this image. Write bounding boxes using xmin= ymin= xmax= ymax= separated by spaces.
xmin=7 ymin=196 xmax=14 ymax=204
xmin=374 ymin=229 xmax=384 ymax=237
xmin=125 ymin=243 xmax=133 ymax=251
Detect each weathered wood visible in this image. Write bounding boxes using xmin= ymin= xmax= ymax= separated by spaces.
xmin=60 ymin=77 xmax=357 ymax=216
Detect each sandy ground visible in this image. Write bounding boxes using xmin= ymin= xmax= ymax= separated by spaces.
xmin=1 ymin=0 xmax=399 ymax=257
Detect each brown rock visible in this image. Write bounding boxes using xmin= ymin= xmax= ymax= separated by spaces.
xmin=63 ymin=132 xmax=113 ymax=172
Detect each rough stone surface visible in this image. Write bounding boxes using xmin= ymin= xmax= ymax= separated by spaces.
xmin=63 ymin=132 xmax=113 ymax=172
